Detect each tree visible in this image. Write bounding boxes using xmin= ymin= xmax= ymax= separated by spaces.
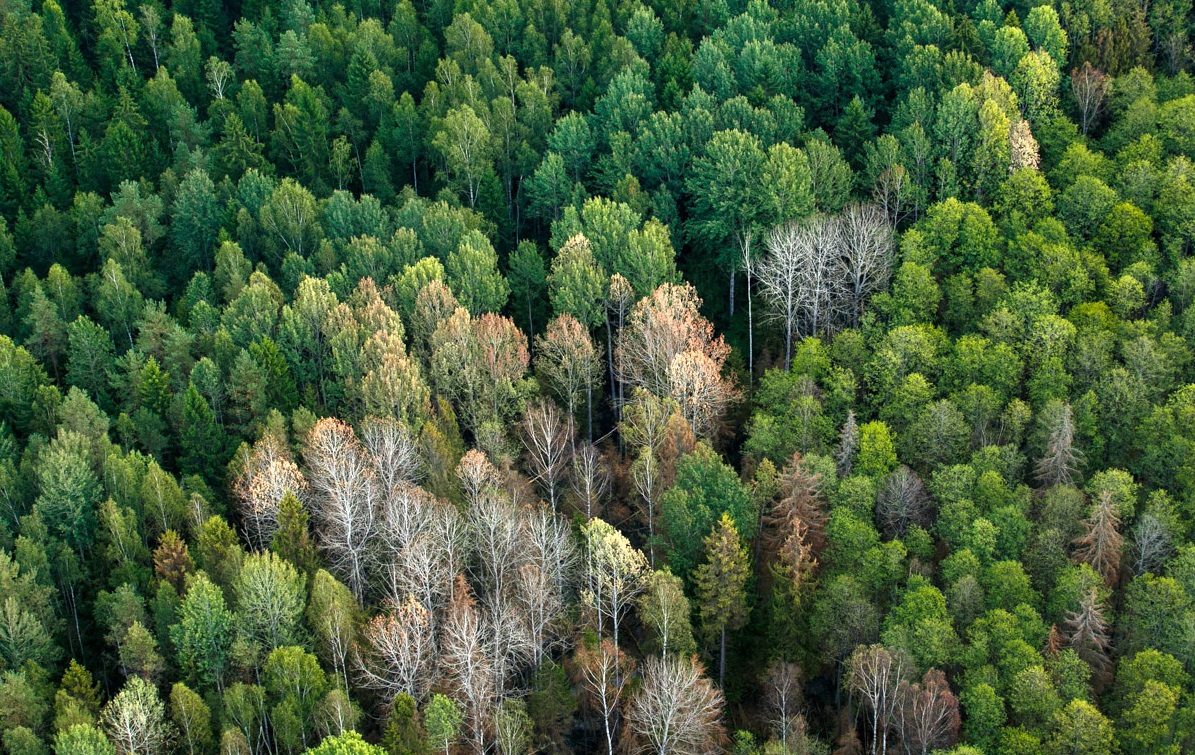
xmin=304 ymin=732 xmax=386 ymax=755
xmin=168 ymin=684 xmax=212 ymax=755
xmin=1064 ymin=588 xmax=1112 ymax=686
xmin=304 ymin=418 xmax=378 ymax=603
xmin=263 ymin=646 xmax=328 ymax=753
xmin=171 ymin=573 xmax=233 ymax=693
xmin=1035 ymin=401 xmax=1084 ymax=487
xmin=236 ymin=550 xmax=308 ymax=657
xmin=637 ymin=569 xmax=696 ymax=658
xmin=536 ymin=314 xmax=602 ymax=441
xmin=694 ymin=514 xmax=750 ymax=686
xmin=582 ymin=518 xmax=649 ymax=657
xmin=422 ymin=695 xmax=462 ymax=755
xmin=848 ymin=645 xmax=906 ymax=755
xmin=179 ymin=383 xmax=227 ymax=483
xmin=55 ymin=725 xmax=116 ymax=755
xmin=171 ymin=168 xmax=219 ymax=279
xmin=445 ymin=231 xmax=508 ymax=315
xmin=838 ymin=204 xmax=895 ymax=326
xmin=895 ymin=669 xmax=960 ymax=755
xmin=432 ymin=106 xmax=492 ymax=207
xmin=625 ymin=655 xmax=725 ymax=755
xmin=1072 ymin=491 xmax=1122 ymax=587
xmin=520 ymin=401 xmax=573 ymax=511
xmin=573 ymin=637 xmax=632 ymax=755
xmin=235 ymin=436 xmax=307 ymax=551
xmin=101 ymin=678 xmax=170 ymax=755
xmin=686 ymin=129 xmax=766 ymax=316
xmin=548 ymin=234 xmax=606 ymax=330
xmin=1044 ymin=700 xmax=1115 ymax=755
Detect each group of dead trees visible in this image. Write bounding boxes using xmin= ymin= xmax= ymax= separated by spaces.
xmin=759 ymin=204 xmax=894 ymax=369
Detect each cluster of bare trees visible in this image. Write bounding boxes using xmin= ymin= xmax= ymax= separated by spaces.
xmin=759 ymin=204 xmax=894 ymax=368
xmin=848 ymin=646 xmax=960 ymax=755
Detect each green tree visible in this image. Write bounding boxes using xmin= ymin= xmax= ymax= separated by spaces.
xmin=445 ymin=231 xmax=508 ymax=315
xmin=694 ymin=513 xmax=750 ymax=686
xmin=423 ymin=695 xmax=462 ymax=755
xmin=172 ymin=572 xmax=234 ymax=693
xmin=171 ymin=169 xmax=220 ymax=281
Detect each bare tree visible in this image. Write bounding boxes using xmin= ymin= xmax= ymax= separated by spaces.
xmin=1130 ymin=511 xmax=1175 ymax=575
xmin=376 ymin=484 xmax=438 ymax=607
xmin=764 ymin=660 xmax=803 ymax=752
xmin=1071 ymin=62 xmax=1110 ymax=135
xmin=468 ymin=488 xmax=523 ymax=600
xmin=574 ymin=638 xmax=633 ymax=755
xmin=616 ymin=284 xmax=732 ymax=435
xmin=520 ymin=401 xmax=573 ymax=512
xmin=457 ymin=449 xmax=503 ymax=507
xmin=1072 ymin=490 xmax=1122 ymax=587
xmin=1035 ymin=401 xmax=1084 ymax=487
xmin=440 ymin=578 xmax=497 ymax=754
xmin=305 ymin=419 xmax=379 ymax=603
xmin=570 ymin=442 xmax=609 ymax=520
xmin=836 ymin=204 xmax=894 ymax=327
xmin=759 ymin=223 xmax=803 ymax=369
xmin=895 ymin=669 xmax=960 ymax=755
xmin=626 ymin=655 xmax=726 ymax=755
xmin=631 ymin=448 xmax=663 ymax=567
xmin=877 ymin=466 xmax=932 ymax=540
xmin=362 ymin=417 xmax=422 ymax=496
xmin=355 ymin=595 xmax=436 ymax=705
xmin=235 ymin=436 xmax=307 ymax=551
xmin=607 ymin=274 xmax=635 ymax=425
xmin=848 ymin=645 xmax=906 ymax=755
xmin=669 ymin=350 xmax=735 ymax=438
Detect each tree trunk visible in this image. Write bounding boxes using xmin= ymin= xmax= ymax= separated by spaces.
xmin=719 ymin=627 xmax=727 ymax=687
xmin=728 ymin=268 xmax=736 ymax=317
xmin=746 ymin=267 xmax=754 ymax=382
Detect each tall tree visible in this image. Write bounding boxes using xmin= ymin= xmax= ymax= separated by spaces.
xmin=694 ymin=513 xmax=750 ymax=686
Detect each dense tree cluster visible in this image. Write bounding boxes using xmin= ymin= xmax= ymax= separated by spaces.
xmin=2 ymin=0 xmax=1195 ymax=752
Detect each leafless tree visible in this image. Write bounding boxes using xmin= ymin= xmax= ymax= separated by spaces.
xmin=848 ymin=645 xmax=907 ymax=755
xmin=440 ymin=578 xmax=497 ymax=754
xmin=362 ymin=417 xmax=422 ymax=496
xmin=626 ymin=655 xmax=726 ymax=755
xmin=469 ymin=488 xmax=523 ymax=601
xmin=305 ymin=418 xmax=379 ymax=603
xmin=432 ymin=501 xmax=471 ymax=604
xmin=235 ymin=436 xmax=307 ymax=551
xmin=1071 ymin=62 xmax=1110 ymax=135
xmin=521 ymin=401 xmax=573 ymax=512
xmin=523 ymin=504 xmax=577 ymax=606
xmin=631 ymin=448 xmax=663 ymax=568
xmin=574 ymin=638 xmax=633 ymax=755
xmin=872 ymin=164 xmax=912 ymax=231
xmin=569 ymin=442 xmax=609 ymax=520
xmin=376 ymin=484 xmax=437 ymax=606
xmin=1035 ymin=401 xmax=1084 ymax=488
xmin=1073 ymin=490 xmax=1122 ymax=587
xmin=1130 ymin=511 xmax=1175 ymax=575
xmin=355 ymin=595 xmax=436 ymax=705
xmin=607 ymin=274 xmax=635 ymax=424
xmin=759 ymin=223 xmax=804 ymax=370
xmin=895 ymin=669 xmax=960 ymax=755
xmin=836 ymin=204 xmax=894 ymax=327
xmin=877 ymin=466 xmax=932 ymax=540
xmin=1064 ymin=588 xmax=1112 ymax=687
xmin=764 ymin=660 xmax=803 ymax=752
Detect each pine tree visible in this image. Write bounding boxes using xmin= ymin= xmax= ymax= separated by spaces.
xmin=179 ymin=382 xmax=228 ymax=484
xmin=1073 ymin=491 xmax=1122 ymax=587
xmin=694 ymin=513 xmax=750 ymax=686
xmin=271 ymin=491 xmax=320 ymax=577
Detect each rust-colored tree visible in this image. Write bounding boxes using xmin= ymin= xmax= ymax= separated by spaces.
xmin=1073 ymin=491 xmax=1122 ymax=587
xmin=895 ymin=669 xmax=960 ymax=755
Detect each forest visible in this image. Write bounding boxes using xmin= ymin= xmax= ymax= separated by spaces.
xmin=1 ymin=0 xmax=1195 ymax=749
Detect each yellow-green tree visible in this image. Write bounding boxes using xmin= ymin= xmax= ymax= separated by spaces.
xmin=694 ymin=513 xmax=750 ymax=686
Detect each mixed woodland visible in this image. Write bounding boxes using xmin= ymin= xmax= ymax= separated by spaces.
xmin=2 ymin=0 xmax=1195 ymax=751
